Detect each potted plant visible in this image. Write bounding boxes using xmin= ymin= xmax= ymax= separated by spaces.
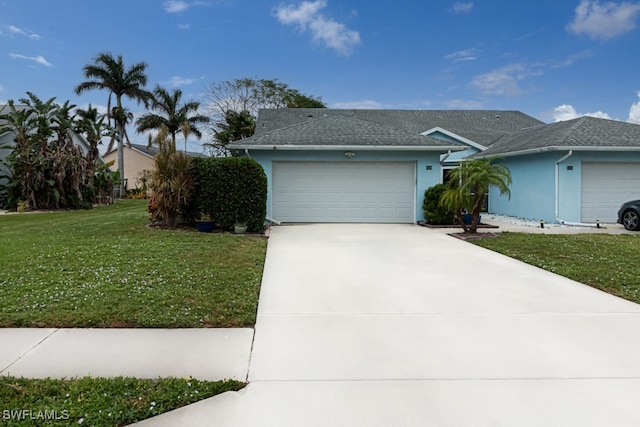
xmin=234 ymin=221 xmax=248 ymax=234
xmin=196 ymin=213 xmax=215 ymax=233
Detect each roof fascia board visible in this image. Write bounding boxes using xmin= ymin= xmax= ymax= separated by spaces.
xmin=421 ymin=127 xmax=487 ymax=151
xmin=228 ymin=144 xmax=465 ymax=152
xmin=475 ymin=146 xmax=640 ymax=158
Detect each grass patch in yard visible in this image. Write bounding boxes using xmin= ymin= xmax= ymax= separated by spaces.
xmin=472 ymin=232 xmax=640 ymax=304
xmin=0 ymin=200 xmax=267 ymax=328
xmin=0 ymin=376 xmax=243 ymax=426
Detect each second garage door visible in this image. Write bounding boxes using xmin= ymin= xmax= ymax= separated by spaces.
xmin=272 ymin=161 xmax=415 ymax=223
xmin=581 ymin=162 xmax=640 ymax=222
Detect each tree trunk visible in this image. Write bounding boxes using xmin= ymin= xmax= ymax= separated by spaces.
xmin=117 ymin=122 xmax=125 ymax=198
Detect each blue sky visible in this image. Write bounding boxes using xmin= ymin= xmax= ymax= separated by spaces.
xmin=2 ymin=0 xmax=640 ymax=149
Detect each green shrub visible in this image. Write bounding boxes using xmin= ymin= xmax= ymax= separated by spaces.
xmin=423 ymin=184 xmax=455 ymax=225
xmin=190 ymin=157 xmax=267 ymax=232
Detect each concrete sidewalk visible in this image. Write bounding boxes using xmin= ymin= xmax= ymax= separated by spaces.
xmin=0 ymin=328 xmax=253 ymax=381
xmin=136 ymin=224 xmax=640 ymax=426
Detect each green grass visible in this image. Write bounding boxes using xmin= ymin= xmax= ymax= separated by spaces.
xmin=0 ymin=376 xmax=244 ymax=426
xmin=0 ymin=200 xmax=267 ymax=328
xmin=472 ymin=232 xmax=640 ymax=304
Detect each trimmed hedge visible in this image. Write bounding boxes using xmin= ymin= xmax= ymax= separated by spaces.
xmin=423 ymin=184 xmax=455 ymax=225
xmin=191 ymin=157 xmax=267 ymax=232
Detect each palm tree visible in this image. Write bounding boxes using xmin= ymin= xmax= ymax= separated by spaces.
xmin=75 ymin=52 xmax=151 ymax=187
xmin=440 ymin=157 xmax=512 ymax=233
xmin=75 ymin=104 xmax=108 ymax=163
xmin=135 ymin=86 xmax=209 ymax=152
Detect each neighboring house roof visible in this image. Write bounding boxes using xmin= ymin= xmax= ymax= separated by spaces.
xmin=250 ymin=108 xmax=544 ymax=147
xmin=229 ymin=114 xmax=465 ymax=151
xmin=477 ymin=116 xmax=640 ymax=157
xmin=105 ymin=143 xmax=208 ymax=158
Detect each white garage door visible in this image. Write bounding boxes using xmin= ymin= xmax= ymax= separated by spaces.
xmin=272 ymin=161 xmax=415 ymax=223
xmin=581 ymin=162 xmax=640 ymax=222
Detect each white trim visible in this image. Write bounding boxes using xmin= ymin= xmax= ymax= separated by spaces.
xmin=227 ymin=144 xmax=464 ymax=152
xmin=476 ymin=145 xmax=640 ymax=158
xmin=420 ymin=127 xmax=487 ymax=151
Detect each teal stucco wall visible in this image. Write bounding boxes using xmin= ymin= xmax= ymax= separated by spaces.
xmin=489 ymin=151 xmax=640 ymax=224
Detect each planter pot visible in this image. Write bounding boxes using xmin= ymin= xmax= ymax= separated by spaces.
xmin=234 ymin=224 xmax=248 ymax=234
xmin=463 ymin=214 xmax=481 ymax=225
xmin=196 ymin=220 xmax=215 ymax=233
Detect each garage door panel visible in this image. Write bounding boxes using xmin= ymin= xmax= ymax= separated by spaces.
xmin=273 ymin=161 xmax=415 ymax=223
xmin=581 ymin=162 xmax=640 ymax=222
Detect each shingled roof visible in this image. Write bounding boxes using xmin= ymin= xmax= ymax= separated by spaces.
xmin=105 ymin=143 xmax=208 ymax=158
xmin=249 ymin=108 xmax=544 ymax=147
xmin=477 ymin=116 xmax=640 ymax=157
xmin=229 ymin=114 xmax=464 ymax=150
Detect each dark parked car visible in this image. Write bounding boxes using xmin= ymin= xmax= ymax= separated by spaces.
xmin=618 ymin=200 xmax=640 ymax=231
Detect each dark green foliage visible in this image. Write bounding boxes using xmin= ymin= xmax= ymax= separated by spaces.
xmin=0 ymin=93 xmax=114 ymax=210
xmin=423 ymin=184 xmax=454 ymax=225
xmin=190 ymin=157 xmax=267 ymax=232
xmin=213 ymin=110 xmax=256 ymax=148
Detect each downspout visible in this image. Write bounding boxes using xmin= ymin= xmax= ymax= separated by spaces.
xmin=244 ymin=149 xmax=252 ymax=159
xmin=441 ymin=150 xmax=452 ymax=163
xmin=554 ymin=151 xmax=597 ymax=227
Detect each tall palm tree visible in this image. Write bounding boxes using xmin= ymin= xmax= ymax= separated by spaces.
xmin=75 ymin=52 xmax=151 ymax=186
xmin=440 ymin=157 xmax=512 ymax=233
xmin=136 ymin=86 xmax=209 ymax=152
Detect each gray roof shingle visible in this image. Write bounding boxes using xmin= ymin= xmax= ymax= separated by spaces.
xmin=229 ymin=114 xmax=464 ymax=149
xmin=250 ymin=108 xmax=544 ymax=147
xmin=477 ymin=116 xmax=640 ymax=157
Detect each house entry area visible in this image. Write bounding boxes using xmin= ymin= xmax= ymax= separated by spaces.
xmin=271 ymin=161 xmax=415 ymax=223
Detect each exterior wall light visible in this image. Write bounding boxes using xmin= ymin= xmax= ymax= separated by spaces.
xmin=344 ymin=151 xmax=355 ymax=158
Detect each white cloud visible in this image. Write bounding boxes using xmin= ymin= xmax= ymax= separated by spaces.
xmin=9 ymin=53 xmax=51 ymax=67
xmin=444 ymin=48 xmax=480 ymax=62
xmin=553 ymin=104 xmax=612 ymax=121
xmin=273 ymin=0 xmax=361 ymax=56
xmin=451 ymin=2 xmax=474 ymax=14
xmin=552 ymin=49 xmax=593 ymax=68
xmin=6 ymin=25 xmax=41 ymax=39
xmin=177 ymin=23 xmax=191 ymax=30
xmin=164 ymin=76 xmax=197 ymax=87
xmin=629 ymin=92 xmax=640 ymax=123
xmin=567 ymin=0 xmax=640 ymax=40
xmin=164 ymin=1 xmax=189 ymax=13
xmin=471 ymin=64 xmax=540 ymax=96
xmin=331 ymin=100 xmax=383 ymax=109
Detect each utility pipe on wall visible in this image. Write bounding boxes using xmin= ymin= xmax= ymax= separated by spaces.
xmin=554 ymin=150 xmax=599 ymax=227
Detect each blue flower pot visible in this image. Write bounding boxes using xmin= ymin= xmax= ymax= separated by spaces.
xmin=196 ymin=220 xmax=214 ymax=232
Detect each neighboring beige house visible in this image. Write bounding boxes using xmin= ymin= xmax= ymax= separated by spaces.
xmin=103 ymin=143 xmax=207 ymax=190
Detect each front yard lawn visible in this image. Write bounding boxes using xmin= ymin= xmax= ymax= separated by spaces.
xmin=0 ymin=376 xmax=243 ymax=426
xmin=472 ymin=232 xmax=640 ymax=304
xmin=0 ymin=200 xmax=267 ymax=328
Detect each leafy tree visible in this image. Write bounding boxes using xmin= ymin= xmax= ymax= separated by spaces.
xmin=75 ymin=52 xmax=151 ymax=184
xmin=440 ymin=158 xmax=512 ymax=233
xmin=210 ymin=110 xmax=256 ymax=151
xmin=136 ymin=86 xmax=209 ymax=152
xmin=204 ymin=77 xmax=325 ymax=153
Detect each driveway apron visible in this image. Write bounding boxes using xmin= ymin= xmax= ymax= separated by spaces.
xmin=139 ymin=224 xmax=640 ymax=426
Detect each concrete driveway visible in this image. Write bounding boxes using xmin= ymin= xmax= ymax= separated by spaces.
xmin=140 ymin=224 xmax=640 ymax=426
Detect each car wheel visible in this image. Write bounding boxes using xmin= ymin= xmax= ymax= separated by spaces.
xmin=622 ymin=209 xmax=640 ymax=231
